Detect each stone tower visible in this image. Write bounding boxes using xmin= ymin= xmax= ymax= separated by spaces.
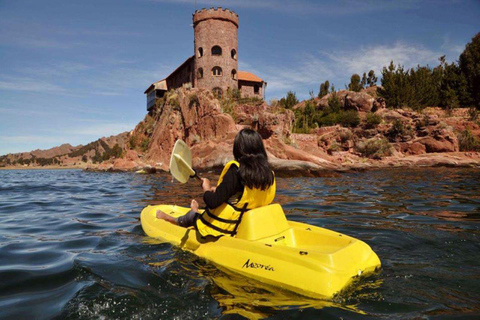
xmin=193 ymin=8 xmax=239 ymax=96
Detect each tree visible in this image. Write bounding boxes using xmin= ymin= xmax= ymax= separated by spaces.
xmin=327 ymin=91 xmax=341 ymax=113
xmin=438 ymin=56 xmax=470 ymax=109
xmin=361 ymin=73 xmax=367 ymax=88
xmin=378 ymin=61 xmax=414 ymax=108
xmin=279 ymin=91 xmax=299 ymax=109
xmin=318 ymin=80 xmax=330 ymax=98
xmin=348 ymin=74 xmax=363 ymax=92
xmin=367 ymin=70 xmax=378 ymax=87
xmin=459 ymin=32 xmax=480 ymax=108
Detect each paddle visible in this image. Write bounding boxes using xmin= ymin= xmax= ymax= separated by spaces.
xmin=169 ymin=140 xmax=202 ymax=184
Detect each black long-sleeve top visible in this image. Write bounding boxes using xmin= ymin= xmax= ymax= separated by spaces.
xmin=203 ymin=164 xmax=244 ymax=209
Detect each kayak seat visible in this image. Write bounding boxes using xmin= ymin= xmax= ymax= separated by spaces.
xmin=235 ymin=204 xmax=290 ymax=241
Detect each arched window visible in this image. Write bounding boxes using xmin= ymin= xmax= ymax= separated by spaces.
xmin=212 ymin=66 xmax=222 ymax=76
xmin=231 ymin=49 xmax=237 ymax=60
xmin=231 ymin=69 xmax=237 ymax=80
xmin=212 ymin=87 xmax=223 ymax=98
xmin=254 ymin=84 xmax=260 ymax=94
xmin=197 ymin=68 xmax=203 ymax=79
xmin=211 ymin=45 xmax=222 ymax=56
xmin=198 ymin=47 xmax=203 ymax=58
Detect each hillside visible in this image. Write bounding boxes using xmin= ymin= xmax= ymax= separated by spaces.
xmin=0 ymin=133 xmax=129 ymax=168
xmin=2 ymin=86 xmax=479 ymax=173
xmin=90 ymin=86 xmax=480 ymax=174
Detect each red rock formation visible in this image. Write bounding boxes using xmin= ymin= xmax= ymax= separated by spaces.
xmin=145 ymin=88 xmax=236 ymax=170
xmin=317 ymin=90 xmax=375 ymax=112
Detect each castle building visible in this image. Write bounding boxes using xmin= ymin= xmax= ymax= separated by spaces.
xmin=144 ymin=8 xmax=266 ymax=111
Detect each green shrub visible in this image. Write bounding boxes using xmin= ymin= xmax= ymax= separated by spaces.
xmin=355 ymin=137 xmax=392 ymax=159
xmin=279 ymin=91 xmax=299 ymax=109
xmin=226 ymin=87 xmax=241 ymax=100
xmin=220 ymin=97 xmax=236 ymax=117
xmin=327 ymin=92 xmax=341 ymax=113
xmin=144 ymin=115 xmax=155 ymax=135
xmin=339 ymin=130 xmax=353 ymax=143
xmin=387 ymin=119 xmax=413 ymax=142
xmin=191 ymin=135 xmax=201 ymax=145
xmin=166 ymin=90 xmax=180 ymax=109
xmin=282 ymin=135 xmax=293 ymax=145
xmin=337 ymin=110 xmax=360 ymax=127
xmin=468 ymin=107 xmax=479 ymax=121
xmin=69 ymin=141 xmax=98 ymax=158
xmin=238 ymin=97 xmax=263 ymax=105
xmin=188 ymin=93 xmax=199 ymax=108
xmin=92 ymin=151 xmax=102 ymax=164
xmin=316 ymin=112 xmax=337 ymax=127
xmin=129 ymin=135 xmax=138 ymax=149
xmin=458 ymin=129 xmax=480 ymax=151
xmin=318 ymin=80 xmax=330 ymax=98
xmin=365 ymin=112 xmax=382 ymax=128
xmin=348 ymin=74 xmax=363 ymax=92
xmin=140 ymin=138 xmax=150 ymax=152
xmin=328 ymin=142 xmax=341 ymax=153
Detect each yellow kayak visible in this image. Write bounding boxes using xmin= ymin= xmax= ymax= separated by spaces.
xmin=141 ymin=203 xmax=381 ymax=298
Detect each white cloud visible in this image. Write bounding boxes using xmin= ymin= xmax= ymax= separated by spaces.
xmin=17 ymin=62 xmax=91 ymax=78
xmin=441 ymin=34 xmax=466 ymax=61
xmin=0 ymin=77 xmax=69 ymax=94
xmin=243 ymin=41 xmax=441 ymax=99
xmin=150 ymin=0 xmax=422 ymax=15
xmin=323 ymin=41 xmax=441 ymax=75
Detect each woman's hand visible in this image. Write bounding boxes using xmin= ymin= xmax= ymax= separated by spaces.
xmin=201 ymin=178 xmax=211 ymax=192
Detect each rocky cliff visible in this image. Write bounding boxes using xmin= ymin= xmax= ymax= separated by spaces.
xmin=92 ymin=86 xmax=480 ymax=174
xmin=2 ymin=86 xmax=479 ymax=173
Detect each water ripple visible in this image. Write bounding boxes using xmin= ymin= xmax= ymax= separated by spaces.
xmin=0 ymin=168 xmax=479 ymax=319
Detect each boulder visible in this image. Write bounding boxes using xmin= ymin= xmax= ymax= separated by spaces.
xmin=375 ymin=109 xmax=410 ymax=122
xmin=111 ymin=158 xmax=140 ymax=171
xmin=344 ymin=91 xmax=375 ymax=112
xmin=373 ymin=97 xmax=386 ymax=111
xmin=361 ymin=85 xmax=380 ymax=98
xmin=269 ymin=159 xmax=339 ymax=177
xmin=394 ymin=142 xmax=426 ymax=155
xmin=415 ymin=136 xmax=458 ymax=153
xmin=316 ymin=90 xmax=375 ymax=112
xmin=234 ymin=103 xmax=294 ymax=139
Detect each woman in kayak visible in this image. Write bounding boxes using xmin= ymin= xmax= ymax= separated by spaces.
xmin=156 ymin=128 xmax=276 ymax=237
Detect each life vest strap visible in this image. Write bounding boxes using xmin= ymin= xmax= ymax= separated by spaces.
xmin=198 ymin=214 xmax=236 ymax=235
xmin=231 ymin=202 xmax=249 ymax=236
xmin=204 ymin=207 xmax=240 ymax=224
xmin=228 ymin=202 xmax=250 ymax=213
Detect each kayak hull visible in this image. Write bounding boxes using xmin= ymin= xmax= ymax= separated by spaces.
xmin=141 ymin=204 xmax=381 ymax=298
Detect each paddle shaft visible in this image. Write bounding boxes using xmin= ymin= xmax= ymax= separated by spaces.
xmin=191 ymin=171 xmax=202 ymax=183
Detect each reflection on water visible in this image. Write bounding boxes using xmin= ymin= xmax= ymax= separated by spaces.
xmin=0 ymin=168 xmax=479 ymax=319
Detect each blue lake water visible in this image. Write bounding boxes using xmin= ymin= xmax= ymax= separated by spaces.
xmin=0 ymin=168 xmax=479 ymax=319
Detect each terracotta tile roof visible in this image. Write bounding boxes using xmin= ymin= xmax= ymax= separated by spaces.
xmin=238 ymin=71 xmax=264 ymax=83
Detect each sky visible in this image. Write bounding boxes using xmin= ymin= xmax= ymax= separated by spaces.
xmin=0 ymin=0 xmax=479 ymax=155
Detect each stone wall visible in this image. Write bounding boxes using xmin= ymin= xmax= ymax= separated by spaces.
xmin=239 ymin=80 xmax=263 ymax=98
xmin=166 ymin=57 xmax=194 ymax=90
xmin=193 ymin=8 xmax=238 ymax=95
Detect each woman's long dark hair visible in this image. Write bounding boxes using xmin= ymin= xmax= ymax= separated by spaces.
xmin=233 ymin=128 xmax=274 ymax=190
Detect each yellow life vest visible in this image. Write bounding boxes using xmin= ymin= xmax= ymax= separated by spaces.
xmin=196 ymin=160 xmax=276 ymax=237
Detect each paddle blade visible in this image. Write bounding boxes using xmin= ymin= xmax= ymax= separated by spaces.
xmin=169 ymin=140 xmax=194 ymax=183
